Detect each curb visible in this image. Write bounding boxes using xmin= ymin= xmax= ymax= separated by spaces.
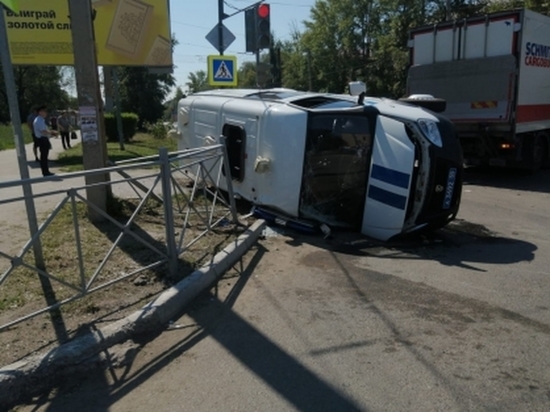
xmin=0 ymin=219 xmax=267 ymax=410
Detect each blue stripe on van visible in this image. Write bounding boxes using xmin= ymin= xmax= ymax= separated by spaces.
xmin=371 ymin=164 xmax=410 ymax=189
xmin=368 ymin=185 xmax=408 ymax=210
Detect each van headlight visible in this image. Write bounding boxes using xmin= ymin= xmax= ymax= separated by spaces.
xmin=418 ymin=119 xmax=442 ymax=147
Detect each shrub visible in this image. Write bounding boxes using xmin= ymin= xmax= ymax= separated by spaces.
xmin=104 ymin=112 xmax=138 ymax=142
xmin=145 ymin=120 xmax=170 ymax=140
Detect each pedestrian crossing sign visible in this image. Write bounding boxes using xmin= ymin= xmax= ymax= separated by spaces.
xmin=208 ymin=55 xmax=238 ymax=87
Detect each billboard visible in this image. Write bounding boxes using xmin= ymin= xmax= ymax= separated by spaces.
xmin=3 ymin=0 xmax=172 ymax=66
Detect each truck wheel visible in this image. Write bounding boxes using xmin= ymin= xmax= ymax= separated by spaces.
xmin=526 ymin=134 xmax=545 ymax=174
xmin=541 ymin=134 xmax=550 ymax=169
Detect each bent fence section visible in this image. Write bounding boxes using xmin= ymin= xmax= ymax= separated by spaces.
xmin=0 ymin=144 xmax=238 ymax=332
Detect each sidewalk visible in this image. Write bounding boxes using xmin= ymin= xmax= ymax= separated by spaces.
xmin=0 ymin=134 xmax=68 ymax=182
xmin=0 ymin=136 xmax=161 ymax=255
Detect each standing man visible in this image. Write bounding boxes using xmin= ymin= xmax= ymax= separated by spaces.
xmin=49 ymin=114 xmax=58 ymax=131
xmin=26 ymin=106 xmax=40 ymax=162
xmin=33 ymin=105 xmax=58 ymax=177
xmin=57 ymin=111 xmax=72 ymax=150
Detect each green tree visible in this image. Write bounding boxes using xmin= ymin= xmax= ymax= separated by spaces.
xmin=486 ymin=0 xmax=550 ymax=14
xmin=238 ymin=62 xmax=257 ymax=88
xmin=282 ymin=0 xmax=496 ymax=98
xmin=117 ymin=67 xmax=176 ymax=129
xmin=279 ymin=28 xmax=310 ymax=91
xmin=115 ymin=34 xmax=178 ymax=128
xmin=164 ymin=86 xmax=186 ymax=121
xmin=285 ymin=0 xmax=383 ymax=94
xmin=0 ymin=66 xmax=71 ymax=123
xmin=185 ymin=70 xmax=210 ymax=94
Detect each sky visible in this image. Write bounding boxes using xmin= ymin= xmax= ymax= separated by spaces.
xmin=169 ymin=0 xmax=316 ymax=94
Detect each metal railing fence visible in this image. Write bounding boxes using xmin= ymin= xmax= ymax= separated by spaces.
xmin=0 ymin=143 xmax=238 ymax=332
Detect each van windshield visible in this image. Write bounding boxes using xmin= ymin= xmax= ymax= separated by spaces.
xmin=300 ymin=113 xmax=374 ymax=228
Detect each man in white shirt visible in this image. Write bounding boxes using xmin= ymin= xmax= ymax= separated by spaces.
xmin=33 ymin=105 xmax=58 ymax=177
xmin=26 ymin=106 xmax=40 ymax=162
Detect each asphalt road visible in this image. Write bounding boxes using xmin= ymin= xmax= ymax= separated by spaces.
xmin=15 ymin=168 xmax=550 ymax=412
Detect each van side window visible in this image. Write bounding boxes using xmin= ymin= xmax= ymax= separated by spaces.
xmin=222 ymin=124 xmax=246 ymax=182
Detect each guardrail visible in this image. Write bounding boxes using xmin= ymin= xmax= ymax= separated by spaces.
xmin=0 ymin=143 xmax=238 ymax=333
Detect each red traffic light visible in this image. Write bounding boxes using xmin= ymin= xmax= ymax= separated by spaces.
xmin=257 ymin=3 xmax=270 ymax=18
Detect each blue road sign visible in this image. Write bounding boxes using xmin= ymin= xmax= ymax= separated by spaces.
xmin=208 ymin=55 xmax=238 ymax=87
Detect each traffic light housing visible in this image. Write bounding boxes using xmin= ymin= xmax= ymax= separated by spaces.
xmin=256 ymin=4 xmax=271 ymax=50
xmin=244 ymin=3 xmax=271 ymax=52
xmin=244 ymin=8 xmax=256 ymax=53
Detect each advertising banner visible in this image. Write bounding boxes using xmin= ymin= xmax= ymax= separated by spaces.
xmin=0 ymin=0 xmax=19 ymax=13
xmin=4 ymin=0 xmax=172 ymax=66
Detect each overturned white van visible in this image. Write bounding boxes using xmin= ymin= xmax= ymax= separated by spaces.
xmin=175 ymin=86 xmax=463 ymax=241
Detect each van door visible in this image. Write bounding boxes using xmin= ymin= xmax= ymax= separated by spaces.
xmin=299 ymin=112 xmax=374 ymax=228
xmin=362 ymin=116 xmax=416 ymax=241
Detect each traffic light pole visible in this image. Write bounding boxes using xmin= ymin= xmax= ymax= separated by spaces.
xmin=218 ymin=1 xmax=268 ymax=85
xmin=218 ymin=0 xmax=224 ymax=55
xmin=255 ymin=49 xmax=260 ymax=87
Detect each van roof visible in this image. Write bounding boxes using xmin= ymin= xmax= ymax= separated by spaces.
xmin=195 ymin=88 xmax=339 ymax=100
xmin=192 ymin=88 xmax=359 ymax=108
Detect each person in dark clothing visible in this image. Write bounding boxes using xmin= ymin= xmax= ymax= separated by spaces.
xmin=57 ymin=112 xmax=72 ymax=149
xmin=33 ymin=105 xmax=58 ymax=176
xmin=49 ymin=115 xmax=58 ymax=131
xmin=26 ymin=107 xmax=40 ymax=162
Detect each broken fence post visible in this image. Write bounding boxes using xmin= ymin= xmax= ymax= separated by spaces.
xmin=159 ymin=147 xmax=179 ymax=277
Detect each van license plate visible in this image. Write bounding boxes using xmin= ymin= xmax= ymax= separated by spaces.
xmin=443 ymin=168 xmax=457 ymax=210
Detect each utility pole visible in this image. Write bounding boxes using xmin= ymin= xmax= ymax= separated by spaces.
xmin=306 ymin=49 xmax=313 ymax=91
xmin=68 ymin=0 xmax=110 ymax=222
xmin=0 ymin=5 xmax=67 ymax=343
xmin=446 ymin=0 xmax=451 ymax=20
xmin=255 ymin=50 xmax=261 ymax=87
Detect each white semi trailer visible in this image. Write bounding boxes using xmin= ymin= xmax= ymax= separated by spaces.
xmin=408 ymin=8 xmax=550 ymax=171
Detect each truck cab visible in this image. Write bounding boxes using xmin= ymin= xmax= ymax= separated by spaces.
xmin=175 ymin=87 xmax=463 ymax=241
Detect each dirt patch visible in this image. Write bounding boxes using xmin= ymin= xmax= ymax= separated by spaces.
xmin=0 ymin=195 xmax=247 ymax=367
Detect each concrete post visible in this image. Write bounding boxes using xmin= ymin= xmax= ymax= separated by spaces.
xmin=68 ymin=0 xmax=110 ymax=222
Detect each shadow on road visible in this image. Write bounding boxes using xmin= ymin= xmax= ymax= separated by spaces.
xmin=463 ymin=167 xmax=550 ymax=194
xmin=286 ymin=218 xmax=537 ymax=273
xmin=26 ymin=243 xmax=362 ymax=412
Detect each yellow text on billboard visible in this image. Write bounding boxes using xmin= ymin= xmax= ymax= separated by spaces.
xmin=4 ymin=0 xmax=172 ymax=66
